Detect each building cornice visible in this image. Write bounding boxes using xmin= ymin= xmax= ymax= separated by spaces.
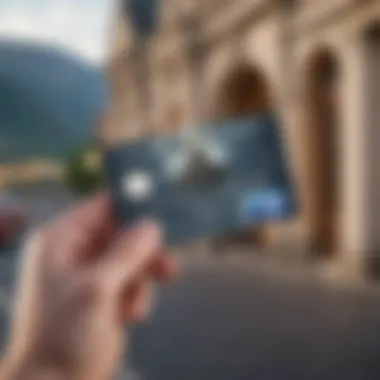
xmin=293 ymin=0 xmax=374 ymax=37
xmin=199 ymin=0 xmax=271 ymax=47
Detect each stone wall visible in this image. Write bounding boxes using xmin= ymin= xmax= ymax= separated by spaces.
xmin=105 ymin=0 xmax=380 ymax=275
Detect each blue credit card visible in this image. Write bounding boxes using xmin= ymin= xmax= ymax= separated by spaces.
xmin=104 ymin=113 xmax=297 ymax=244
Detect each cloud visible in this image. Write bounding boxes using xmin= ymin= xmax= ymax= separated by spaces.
xmin=0 ymin=0 xmax=113 ymax=63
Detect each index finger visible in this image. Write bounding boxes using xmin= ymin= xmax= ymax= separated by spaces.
xmin=46 ymin=193 xmax=118 ymax=265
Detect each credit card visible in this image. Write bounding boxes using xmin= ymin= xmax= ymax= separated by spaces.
xmin=104 ymin=113 xmax=297 ymax=244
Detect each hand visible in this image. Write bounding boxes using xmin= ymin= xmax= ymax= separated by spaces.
xmin=1 ymin=195 xmax=176 ymax=380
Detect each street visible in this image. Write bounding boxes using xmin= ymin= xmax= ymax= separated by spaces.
xmin=1 ymin=189 xmax=380 ymax=379
xmin=3 ymin=254 xmax=380 ymax=380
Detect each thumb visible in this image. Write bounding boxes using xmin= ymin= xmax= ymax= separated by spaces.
xmin=97 ymin=220 xmax=162 ymax=292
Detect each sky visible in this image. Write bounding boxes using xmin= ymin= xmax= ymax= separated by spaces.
xmin=0 ymin=0 xmax=115 ymax=64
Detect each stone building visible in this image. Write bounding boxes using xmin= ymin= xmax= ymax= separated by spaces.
xmin=103 ymin=0 xmax=380 ymax=277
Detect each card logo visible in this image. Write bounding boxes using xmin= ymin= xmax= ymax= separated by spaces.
xmin=241 ymin=188 xmax=292 ymax=222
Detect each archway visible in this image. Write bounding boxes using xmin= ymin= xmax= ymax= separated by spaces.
xmin=210 ymin=63 xmax=273 ymax=248
xmin=213 ymin=64 xmax=271 ymax=119
xmin=303 ymin=48 xmax=340 ymax=256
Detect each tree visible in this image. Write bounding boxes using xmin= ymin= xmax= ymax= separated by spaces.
xmin=64 ymin=145 xmax=105 ymax=196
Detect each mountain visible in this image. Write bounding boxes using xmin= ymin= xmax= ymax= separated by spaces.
xmin=0 ymin=39 xmax=108 ymax=163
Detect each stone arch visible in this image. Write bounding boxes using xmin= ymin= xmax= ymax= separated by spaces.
xmin=206 ymin=59 xmax=275 ymax=248
xmin=213 ymin=62 xmax=272 ymax=119
xmin=206 ymin=57 xmax=274 ymax=121
xmin=301 ymin=46 xmax=341 ymax=256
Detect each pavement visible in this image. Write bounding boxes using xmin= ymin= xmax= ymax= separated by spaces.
xmin=2 ymin=249 xmax=380 ymax=380
xmin=2 ymin=187 xmax=380 ymax=379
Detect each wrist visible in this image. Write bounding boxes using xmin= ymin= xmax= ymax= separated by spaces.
xmin=1 ymin=363 xmax=65 ymax=380
xmin=1 ymin=350 xmax=67 ymax=380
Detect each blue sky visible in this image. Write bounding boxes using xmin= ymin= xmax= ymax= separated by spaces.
xmin=0 ymin=0 xmax=114 ymax=63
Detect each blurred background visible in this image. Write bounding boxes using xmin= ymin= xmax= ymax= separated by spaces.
xmin=0 ymin=0 xmax=110 ymax=243
xmin=105 ymin=0 xmax=380 ymax=279
xmin=2 ymin=1 xmax=380 ymax=379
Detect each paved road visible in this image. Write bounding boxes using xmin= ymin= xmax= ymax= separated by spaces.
xmin=2 ymin=252 xmax=380 ymax=380
xmin=2 ymin=188 xmax=380 ymax=379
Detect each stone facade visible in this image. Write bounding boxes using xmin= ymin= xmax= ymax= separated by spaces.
xmin=103 ymin=0 xmax=380 ymax=276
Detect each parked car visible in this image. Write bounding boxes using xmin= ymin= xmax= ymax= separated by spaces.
xmin=0 ymin=192 xmax=29 ymax=249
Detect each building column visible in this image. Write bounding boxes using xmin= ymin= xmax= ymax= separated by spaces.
xmin=339 ymin=33 xmax=379 ymax=277
xmin=257 ymin=3 xmax=308 ymax=254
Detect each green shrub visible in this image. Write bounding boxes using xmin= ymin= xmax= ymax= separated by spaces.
xmin=64 ymin=146 xmax=105 ymax=196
